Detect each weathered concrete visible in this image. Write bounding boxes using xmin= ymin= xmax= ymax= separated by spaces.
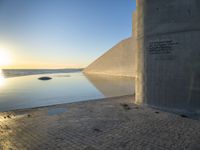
xmin=135 ymin=0 xmax=200 ymax=114
xmin=1 ymin=95 xmax=200 ymax=150
xmin=84 ymin=37 xmax=136 ymax=77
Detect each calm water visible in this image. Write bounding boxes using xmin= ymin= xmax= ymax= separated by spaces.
xmin=2 ymin=69 xmax=82 ymax=78
xmin=0 ymin=70 xmax=134 ymax=112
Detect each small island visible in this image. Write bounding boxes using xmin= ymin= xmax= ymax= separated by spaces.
xmin=38 ymin=76 xmax=52 ymax=81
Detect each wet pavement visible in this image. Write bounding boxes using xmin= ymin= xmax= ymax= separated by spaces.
xmin=0 ymin=95 xmax=200 ymax=150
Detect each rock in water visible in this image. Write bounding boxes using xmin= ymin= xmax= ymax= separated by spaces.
xmin=38 ymin=77 xmax=52 ymax=81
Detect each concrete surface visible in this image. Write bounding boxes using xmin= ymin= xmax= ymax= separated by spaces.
xmin=84 ymin=37 xmax=136 ymax=77
xmin=0 ymin=95 xmax=200 ymax=150
xmin=135 ymin=0 xmax=200 ymax=114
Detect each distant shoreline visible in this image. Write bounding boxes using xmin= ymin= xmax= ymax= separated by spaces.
xmin=2 ymin=68 xmax=83 ymax=78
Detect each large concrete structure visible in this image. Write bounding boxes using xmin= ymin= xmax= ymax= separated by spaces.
xmin=135 ymin=0 xmax=200 ymax=114
xmin=84 ymin=0 xmax=200 ymax=114
xmin=84 ymin=38 xmax=135 ymax=77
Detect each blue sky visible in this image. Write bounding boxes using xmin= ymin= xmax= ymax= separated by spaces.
xmin=0 ymin=0 xmax=136 ymax=69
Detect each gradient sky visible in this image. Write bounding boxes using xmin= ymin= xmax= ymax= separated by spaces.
xmin=0 ymin=0 xmax=136 ymax=69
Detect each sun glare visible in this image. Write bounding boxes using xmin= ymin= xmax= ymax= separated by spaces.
xmin=0 ymin=48 xmax=11 ymax=67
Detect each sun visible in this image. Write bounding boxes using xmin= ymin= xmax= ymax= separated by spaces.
xmin=0 ymin=48 xmax=11 ymax=67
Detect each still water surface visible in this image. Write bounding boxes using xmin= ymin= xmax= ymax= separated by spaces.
xmin=0 ymin=71 xmax=134 ymax=112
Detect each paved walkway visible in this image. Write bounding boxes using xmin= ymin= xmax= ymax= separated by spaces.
xmin=0 ymin=95 xmax=200 ymax=150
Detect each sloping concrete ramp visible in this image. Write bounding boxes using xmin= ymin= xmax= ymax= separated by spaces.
xmin=84 ymin=37 xmax=136 ymax=77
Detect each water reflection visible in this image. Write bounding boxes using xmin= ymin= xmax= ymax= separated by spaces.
xmin=0 ymin=72 xmax=134 ymax=112
xmin=0 ymin=69 xmax=6 ymax=86
xmin=84 ymin=73 xmax=134 ymax=97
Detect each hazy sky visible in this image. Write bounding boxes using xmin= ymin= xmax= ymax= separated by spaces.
xmin=0 ymin=0 xmax=136 ymax=69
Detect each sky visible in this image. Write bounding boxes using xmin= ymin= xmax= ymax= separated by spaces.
xmin=0 ymin=0 xmax=136 ymax=69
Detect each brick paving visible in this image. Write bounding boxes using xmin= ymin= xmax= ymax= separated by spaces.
xmin=0 ymin=95 xmax=200 ymax=150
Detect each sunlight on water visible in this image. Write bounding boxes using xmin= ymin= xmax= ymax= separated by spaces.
xmin=0 ymin=72 xmax=134 ymax=112
xmin=0 ymin=69 xmax=5 ymax=86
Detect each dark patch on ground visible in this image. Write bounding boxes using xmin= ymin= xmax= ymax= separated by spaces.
xmin=93 ymin=128 xmax=103 ymax=133
xmin=120 ymin=103 xmax=131 ymax=110
xmin=180 ymin=114 xmax=188 ymax=118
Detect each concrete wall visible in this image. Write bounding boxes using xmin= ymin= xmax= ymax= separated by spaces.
xmin=84 ymin=37 xmax=136 ymax=77
xmin=135 ymin=0 xmax=200 ymax=114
